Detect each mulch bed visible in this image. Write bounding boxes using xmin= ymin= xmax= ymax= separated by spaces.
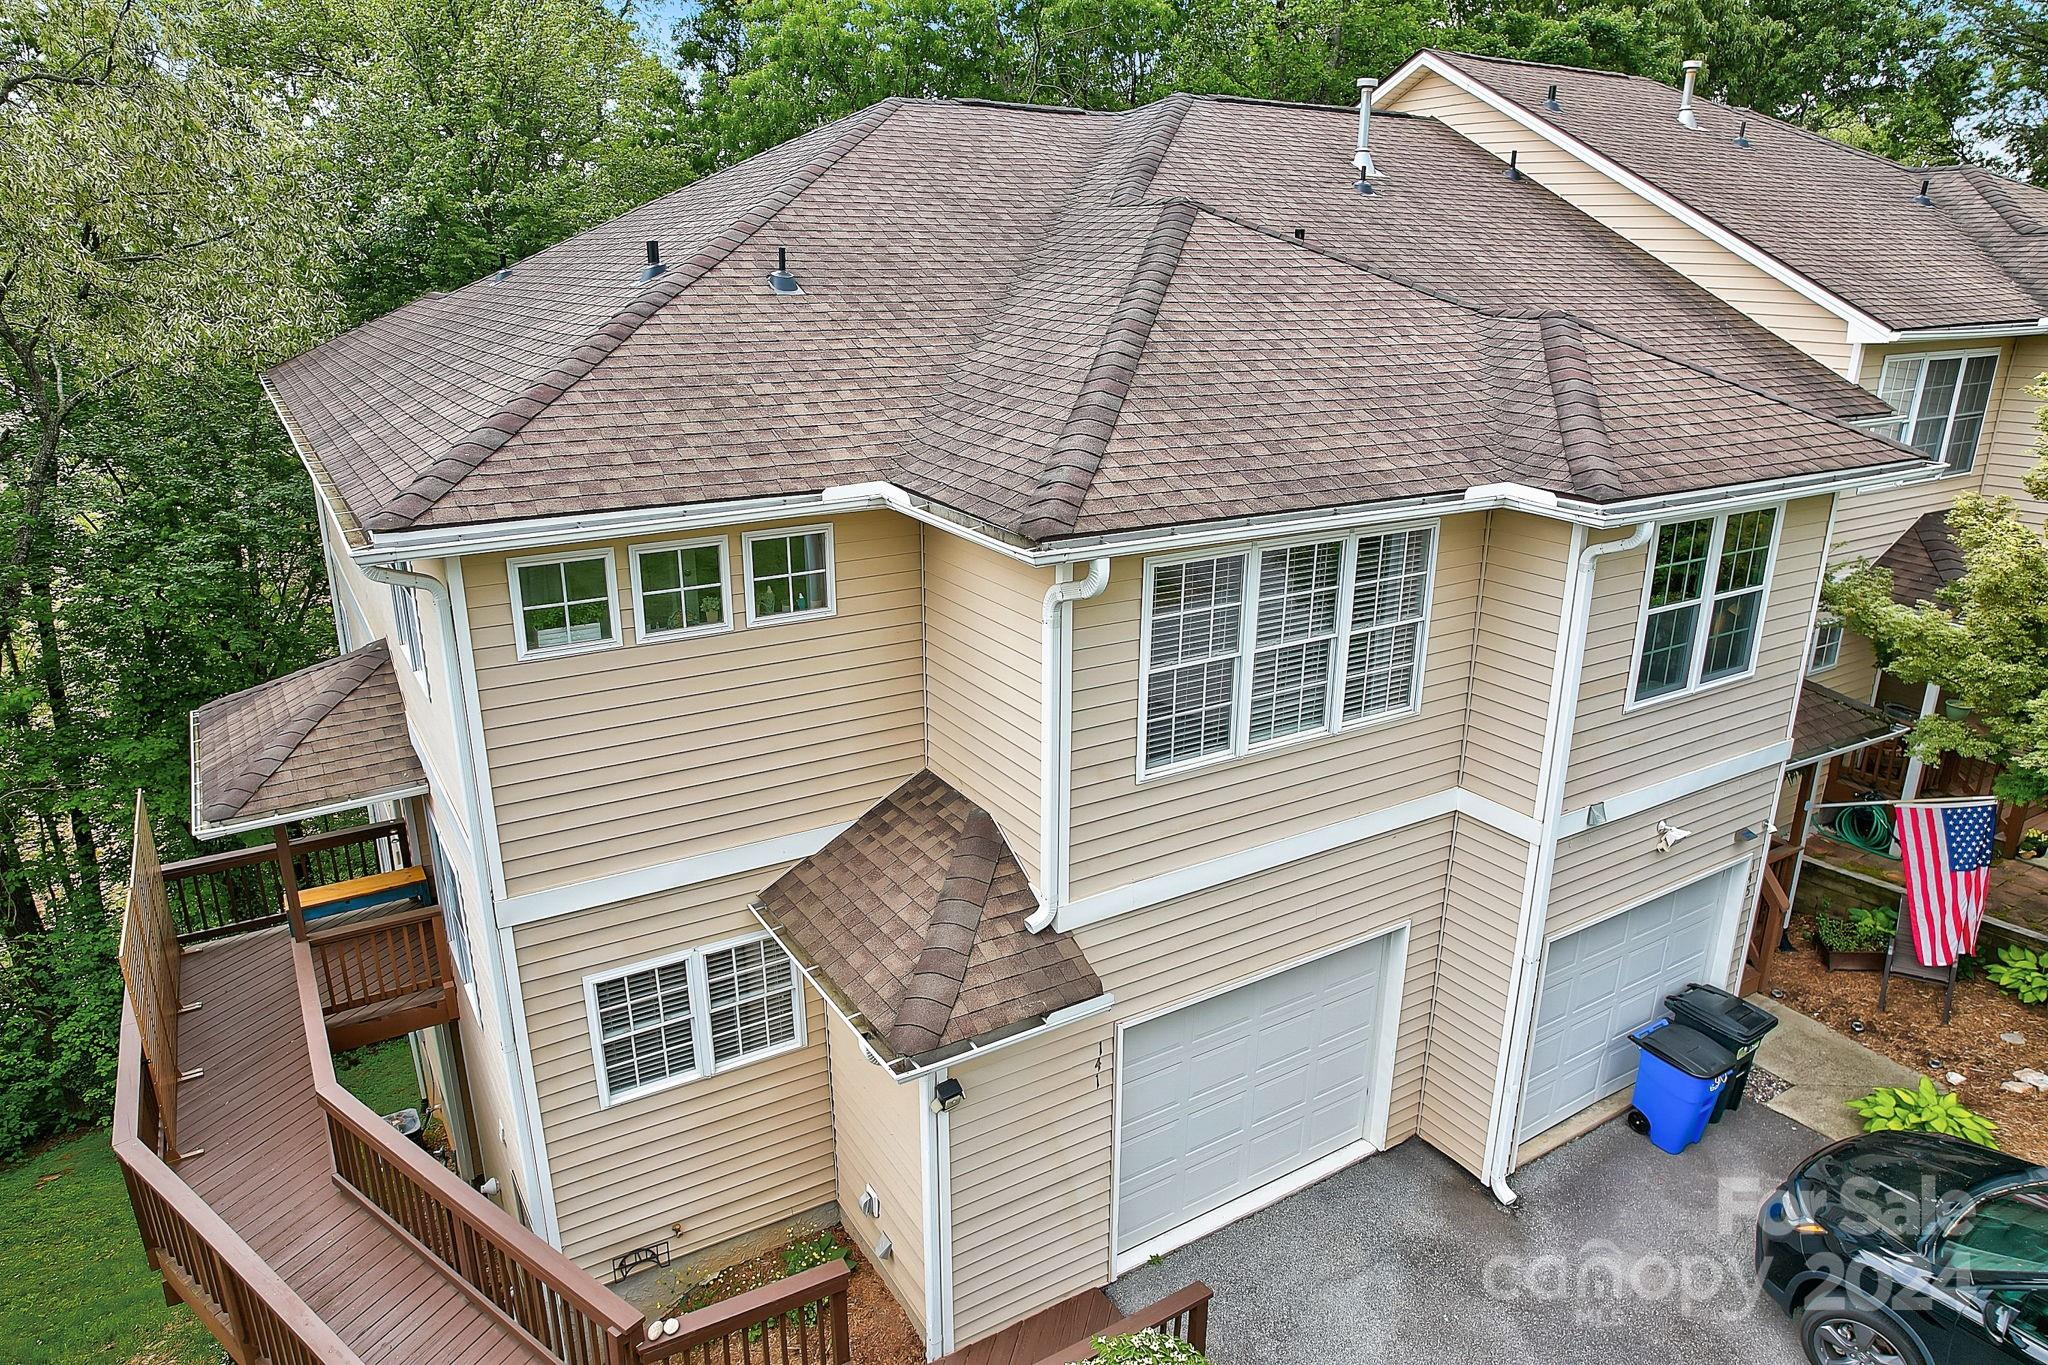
xmin=653 ymin=1233 xmax=923 ymax=1365
xmin=1766 ymin=911 xmax=2048 ymax=1164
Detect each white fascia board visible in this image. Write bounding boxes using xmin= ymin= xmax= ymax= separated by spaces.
xmin=1881 ymin=319 xmax=2048 ymax=343
xmin=1555 ymin=740 xmax=1791 ymax=840
xmin=1380 ymin=53 xmax=1892 ymax=339
xmin=192 ymin=781 xmax=432 ymax=841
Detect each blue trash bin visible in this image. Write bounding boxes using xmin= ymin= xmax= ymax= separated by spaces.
xmin=1625 ymin=1019 xmax=1735 ymax=1155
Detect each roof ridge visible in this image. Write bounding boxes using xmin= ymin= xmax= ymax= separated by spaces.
xmin=199 ymin=643 xmax=388 ymax=825
xmin=1104 ymin=93 xmax=1194 ymax=205
xmin=889 ymin=807 xmax=1005 ymax=1058
xmin=1939 ymin=164 xmax=2048 ymax=237
xmin=1015 ymin=200 xmax=1199 ymax=540
xmin=1536 ymin=315 xmax=1622 ymax=498
xmin=362 ymin=99 xmax=905 ymax=533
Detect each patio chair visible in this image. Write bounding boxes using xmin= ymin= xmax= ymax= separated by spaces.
xmin=1877 ymin=899 xmax=1958 ymax=1025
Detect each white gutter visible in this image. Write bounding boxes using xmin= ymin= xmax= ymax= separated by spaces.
xmin=1027 ymin=558 xmax=1112 ymax=933
xmin=347 ymin=462 xmax=1934 ymax=571
xmin=1481 ymin=520 xmax=1654 ymax=1204
xmin=1875 ymin=318 xmax=2048 ymax=343
xmin=362 ymin=563 xmax=557 ymax=1243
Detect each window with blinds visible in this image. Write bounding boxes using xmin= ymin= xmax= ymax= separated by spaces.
xmin=584 ymin=934 xmax=804 ymax=1105
xmin=1139 ymin=525 xmax=1436 ymax=776
xmin=1874 ymin=351 xmax=1999 ymax=472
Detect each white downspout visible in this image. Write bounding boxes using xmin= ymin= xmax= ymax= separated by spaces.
xmin=363 ymin=562 xmax=555 ymax=1241
xmin=1027 ymin=558 xmax=1111 ymax=933
xmin=1484 ymin=521 xmax=1653 ymax=1204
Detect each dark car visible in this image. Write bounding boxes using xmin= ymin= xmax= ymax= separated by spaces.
xmin=1757 ymin=1130 xmax=2048 ymax=1363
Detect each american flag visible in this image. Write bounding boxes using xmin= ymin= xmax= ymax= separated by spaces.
xmin=1896 ymin=799 xmax=1998 ymax=968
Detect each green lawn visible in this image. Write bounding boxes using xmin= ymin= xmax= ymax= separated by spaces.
xmin=334 ymin=1037 xmax=422 ymax=1118
xmin=0 ymin=1131 xmax=216 ymax=1364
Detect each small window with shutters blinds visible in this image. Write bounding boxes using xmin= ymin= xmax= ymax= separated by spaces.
xmin=582 ymin=934 xmax=805 ymax=1106
xmin=1138 ymin=524 xmax=1436 ymax=777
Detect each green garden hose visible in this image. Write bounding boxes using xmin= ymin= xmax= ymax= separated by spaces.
xmin=1835 ymin=803 xmax=1894 ymax=853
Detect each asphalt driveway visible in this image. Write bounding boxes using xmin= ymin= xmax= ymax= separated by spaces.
xmin=1108 ymin=1102 xmax=1828 ymax=1364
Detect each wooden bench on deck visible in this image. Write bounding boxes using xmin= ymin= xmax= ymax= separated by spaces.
xmin=299 ymin=863 xmax=431 ymax=923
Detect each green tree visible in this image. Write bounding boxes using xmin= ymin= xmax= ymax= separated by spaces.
xmin=1161 ymin=0 xmax=1445 ymax=106
xmin=1960 ymin=0 xmax=2048 ymax=185
xmin=1825 ymin=390 xmax=2048 ymax=812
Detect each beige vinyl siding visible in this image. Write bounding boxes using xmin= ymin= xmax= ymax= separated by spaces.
xmin=1973 ymin=335 xmax=2048 ymax=524
xmin=1460 ymin=512 xmax=1573 ymax=813
xmin=1065 ymin=513 xmax=1483 ymax=901
xmin=827 ymin=1012 xmax=927 ymax=1335
xmin=1547 ymin=768 xmax=1780 ymax=940
xmin=466 ymin=511 xmax=926 ymax=897
xmin=947 ymin=819 xmax=1456 ymax=1346
xmin=1563 ymin=495 xmax=1829 ymax=806
xmin=1808 ymin=627 xmax=1880 ymax=702
xmin=510 ymin=871 xmax=835 ymax=1275
xmin=1382 ymin=71 xmax=1854 ymax=371
xmin=1425 ymin=815 xmax=1532 ymax=1174
xmin=923 ymin=531 xmax=1051 ymax=885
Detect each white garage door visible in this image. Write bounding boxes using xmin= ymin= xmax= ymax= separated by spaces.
xmin=1517 ymin=868 xmax=1735 ymax=1141
xmin=1116 ymin=935 xmax=1391 ymax=1258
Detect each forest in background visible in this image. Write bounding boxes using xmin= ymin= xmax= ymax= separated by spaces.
xmin=1 ymin=0 xmax=2043 ymax=1158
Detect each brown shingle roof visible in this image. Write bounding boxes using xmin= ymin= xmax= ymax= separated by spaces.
xmin=1876 ymin=509 xmax=1966 ymax=605
xmin=754 ymin=770 xmax=1101 ymax=1068
xmin=190 ymin=641 xmax=427 ymax=835
xmin=1792 ymin=681 xmax=1906 ymax=766
xmin=269 ymin=95 xmax=1924 ymax=549
xmin=1421 ymin=51 xmax=2048 ymax=331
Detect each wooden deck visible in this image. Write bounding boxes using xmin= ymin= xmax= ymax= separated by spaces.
xmin=172 ymin=922 xmax=551 ymax=1364
xmin=935 ymin=1290 xmax=1119 ymax=1365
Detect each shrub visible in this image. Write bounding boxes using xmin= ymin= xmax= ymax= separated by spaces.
xmin=1093 ymin=1330 xmax=1210 ymax=1364
xmin=0 ymin=924 xmax=125 ymax=1160
xmin=781 ymin=1231 xmax=852 ymax=1276
xmin=1849 ymin=1078 xmax=1999 ymax=1149
xmin=1849 ymin=904 xmax=1898 ymax=941
xmin=1984 ymin=945 xmax=2048 ymax=1005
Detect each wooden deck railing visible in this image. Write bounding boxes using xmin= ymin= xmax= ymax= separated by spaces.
xmin=118 ymin=794 xmax=187 ymax=1155
xmin=290 ymin=937 xmax=642 ymax=1365
xmin=1837 ymin=738 xmax=1909 ymax=791
xmin=113 ymin=1000 xmax=364 ymax=1365
xmin=1026 ymin=1283 xmax=1213 ymax=1365
xmin=636 ymin=1260 xmax=853 ymax=1363
xmin=163 ymin=820 xmax=411 ymax=943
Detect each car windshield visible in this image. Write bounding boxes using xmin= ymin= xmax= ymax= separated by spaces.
xmin=1947 ymin=1188 xmax=2048 ymax=1276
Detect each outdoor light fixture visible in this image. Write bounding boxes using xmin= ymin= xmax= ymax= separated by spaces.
xmin=1655 ymin=820 xmax=1693 ymax=852
xmin=930 ymin=1078 xmax=965 ymax=1113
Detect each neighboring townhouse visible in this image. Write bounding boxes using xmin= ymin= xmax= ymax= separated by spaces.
xmin=1381 ymin=49 xmax=2048 ymax=711
xmin=118 ymin=88 xmax=1946 ymax=1363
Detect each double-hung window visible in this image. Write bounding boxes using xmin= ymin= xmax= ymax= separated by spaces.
xmin=388 ymin=560 xmax=429 ymax=693
xmin=1874 ymin=351 xmax=1999 ymax=472
xmin=584 ymin=934 xmax=804 ymax=1106
xmin=1140 ymin=525 xmax=1435 ymax=776
xmin=743 ymin=526 xmax=833 ymax=623
xmin=631 ymin=536 xmax=732 ymax=641
xmin=509 ymin=551 xmax=618 ymax=659
xmin=1631 ymin=509 xmax=1779 ymax=704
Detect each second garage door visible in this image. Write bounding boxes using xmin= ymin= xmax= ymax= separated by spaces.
xmin=1517 ymin=866 xmax=1736 ymax=1142
xmin=1116 ymin=934 xmax=1393 ymax=1261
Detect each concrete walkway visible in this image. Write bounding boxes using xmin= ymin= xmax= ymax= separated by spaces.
xmin=1752 ymin=996 xmax=1922 ymax=1141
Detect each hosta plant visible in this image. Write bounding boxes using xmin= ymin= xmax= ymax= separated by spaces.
xmin=1093 ymin=1330 xmax=1210 ymax=1364
xmin=1984 ymin=945 xmax=2048 ymax=1005
xmin=1849 ymin=1078 xmax=1999 ymax=1149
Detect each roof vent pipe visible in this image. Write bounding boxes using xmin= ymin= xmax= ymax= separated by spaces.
xmin=1353 ymin=76 xmax=1382 ymax=179
xmin=1915 ymin=177 xmax=1933 ymax=206
xmin=1734 ymin=119 xmax=1750 ymax=148
xmin=1677 ymin=59 xmax=1704 ymax=129
xmin=492 ymin=251 xmax=511 ymax=283
xmin=1544 ymin=83 xmax=1560 ymax=110
xmin=767 ymin=246 xmax=803 ymax=295
xmin=1504 ymin=149 xmax=1523 ymax=181
xmin=641 ymin=239 xmax=665 ymax=281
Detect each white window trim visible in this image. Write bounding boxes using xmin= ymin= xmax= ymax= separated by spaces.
xmin=506 ymin=548 xmax=622 ymax=662
xmin=1808 ymin=617 xmax=1844 ymax=675
xmin=1623 ymin=507 xmax=1785 ymax=713
xmin=1872 ymin=346 xmax=2002 ymax=473
xmin=1135 ymin=522 xmax=1437 ymax=783
xmin=740 ymin=523 xmax=837 ymax=627
xmin=388 ymin=562 xmax=431 ymax=697
xmin=628 ymin=534 xmax=736 ymax=644
xmin=582 ymin=931 xmax=807 ymax=1109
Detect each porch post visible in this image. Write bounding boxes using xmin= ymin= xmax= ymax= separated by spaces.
xmin=1780 ymin=761 xmax=1819 ymax=939
xmin=273 ymin=825 xmax=307 ymax=940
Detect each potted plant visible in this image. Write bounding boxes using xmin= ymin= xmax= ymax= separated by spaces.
xmin=2018 ymin=829 xmax=2046 ymax=861
xmin=1814 ymin=905 xmax=1895 ymax=972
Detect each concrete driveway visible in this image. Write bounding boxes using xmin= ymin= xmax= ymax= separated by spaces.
xmin=1108 ymin=1102 xmax=1829 ymax=1364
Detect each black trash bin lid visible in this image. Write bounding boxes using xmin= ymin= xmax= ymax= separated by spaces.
xmin=1664 ymin=982 xmax=1778 ymax=1044
xmin=1630 ymin=1020 xmax=1735 ymax=1079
